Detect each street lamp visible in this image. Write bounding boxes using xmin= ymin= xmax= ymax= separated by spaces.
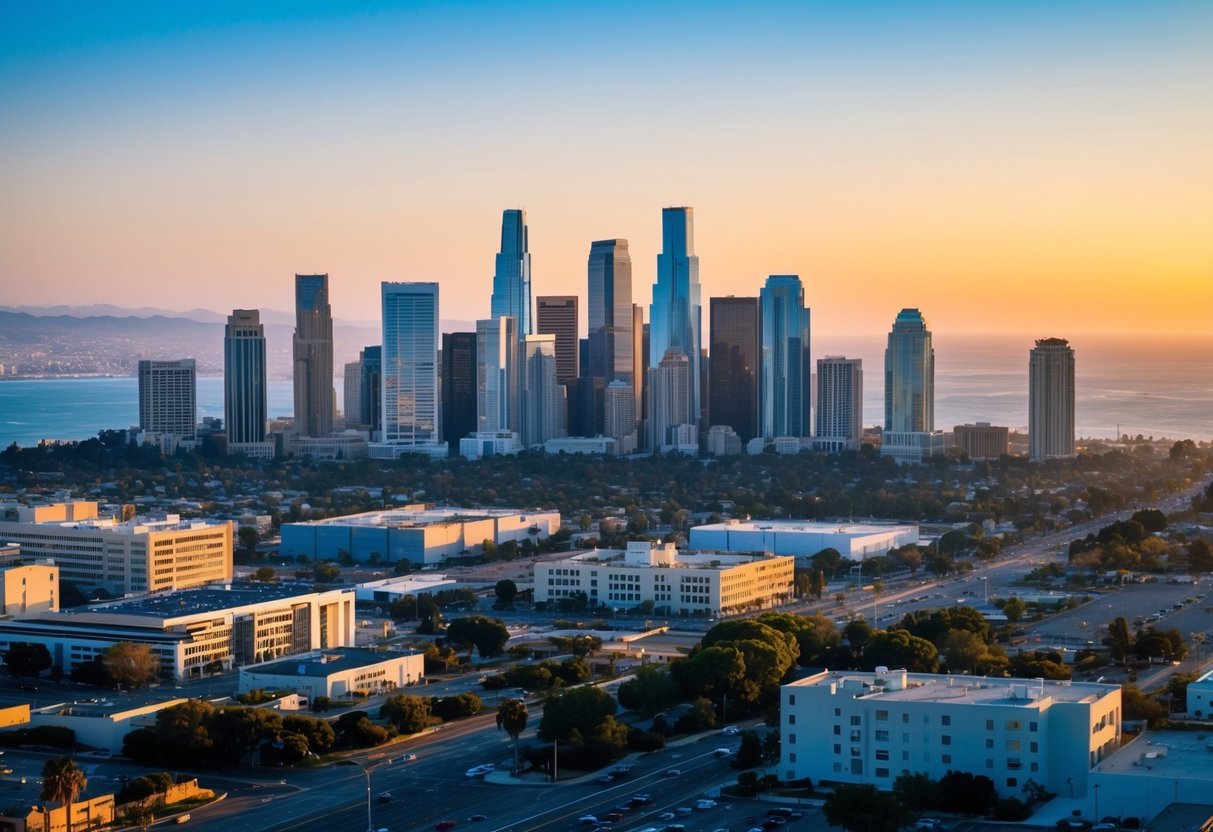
xmin=345 ymin=757 xmax=393 ymax=832
xmin=1093 ymin=783 xmax=1100 ymax=820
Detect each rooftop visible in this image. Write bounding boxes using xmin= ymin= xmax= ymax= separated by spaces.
xmin=291 ymin=505 xmax=556 ymax=529
xmin=246 ymin=647 xmax=419 ymax=677
xmin=693 ymin=520 xmax=917 ymax=535
xmin=60 ymin=584 xmax=337 ymax=620
xmin=790 ymin=669 xmax=1117 ymax=707
xmin=1094 ymin=730 xmax=1213 ymax=781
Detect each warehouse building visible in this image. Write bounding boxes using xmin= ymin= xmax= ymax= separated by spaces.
xmin=689 ymin=519 xmax=918 ymax=561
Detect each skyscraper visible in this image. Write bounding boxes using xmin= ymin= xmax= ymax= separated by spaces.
xmin=604 ymin=380 xmax=637 ymax=454
xmin=760 ymin=275 xmax=811 ymax=439
xmin=1029 ymin=338 xmax=1076 ymax=462
xmin=490 ymin=209 xmax=532 ymax=339
xmin=522 ymin=334 xmax=562 ymax=447
xmin=343 ymin=360 xmax=362 ymax=427
xmin=649 ymin=348 xmax=693 ymax=452
xmin=441 ymin=332 xmax=477 ymax=451
xmin=224 ymin=310 xmax=266 ymax=447
xmin=816 ymin=356 xmax=863 ymax=453
xmin=649 ymin=207 xmax=701 ymax=429
xmin=359 ymin=346 xmax=382 ymax=436
xmin=139 ymin=359 xmax=196 ymax=440
xmin=376 ymin=282 xmax=443 ymax=456
xmin=884 ymin=308 xmax=934 ymax=433
xmin=709 ymin=296 xmax=759 ymax=442
xmin=536 ymin=296 xmax=579 ymax=384
xmin=476 ymin=316 xmax=519 ymax=434
xmin=293 ymin=273 xmax=334 ymax=436
xmin=587 ymin=240 xmax=635 ymax=388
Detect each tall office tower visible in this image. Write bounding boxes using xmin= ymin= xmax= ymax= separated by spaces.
xmin=441 ymin=332 xmax=477 ymax=451
xmin=649 ymin=207 xmax=702 ymax=428
xmin=1029 ymin=338 xmax=1076 ymax=462
xmin=760 ymin=275 xmax=811 ymax=439
xmin=536 ymin=296 xmax=579 ymax=384
xmin=139 ymin=359 xmax=197 ymax=440
xmin=224 ymin=310 xmax=267 ymax=446
xmin=378 ymin=282 xmax=441 ymax=451
xmin=522 ymin=334 xmax=561 ymax=447
xmin=816 ymin=356 xmax=863 ymax=453
xmin=709 ymin=296 xmax=759 ymax=442
xmin=359 ymin=346 xmax=382 ymax=436
xmin=587 ymin=239 xmax=635 ymax=387
xmin=884 ymin=308 xmax=935 ymax=433
xmin=604 ymin=380 xmax=637 ymax=454
xmin=490 ymin=209 xmax=532 ymax=339
xmin=648 ymin=348 xmax=693 ymax=451
xmin=343 ymin=361 xmax=362 ymax=427
xmin=293 ymin=273 xmax=334 ymax=436
xmin=476 ymin=316 xmax=519 ymax=434
xmin=632 ymin=304 xmax=645 ymax=428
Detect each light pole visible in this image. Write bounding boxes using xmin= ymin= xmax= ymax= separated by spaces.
xmin=1093 ymin=783 xmax=1100 ymax=821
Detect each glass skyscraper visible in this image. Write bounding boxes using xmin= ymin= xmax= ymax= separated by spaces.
xmin=359 ymin=346 xmax=382 ymax=435
xmin=380 ymin=282 xmax=440 ymax=448
xmin=709 ymin=296 xmax=759 ymax=442
xmin=1029 ymin=337 xmax=1075 ymax=461
xmin=884 ymin=308 xmax=935 ymax=433
xmin=476 ymin=315 xmax=519 ymax=434
xmin=760 ymin=275 xmax=811 ymax=439
xmin=490 ymin=209 xmax=532 ymax=339
xmin=293 ymin=273 xmax=334 ymax=437
xmin=441 ymin=332 xmax=477 ymax=450
xmin=224 ymin=309 xmax=267 ymax=446
xmin=649 ymin=207 xmax=701 ymax=430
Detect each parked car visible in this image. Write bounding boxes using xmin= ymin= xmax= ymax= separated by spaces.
xmin=664 ymin=768 xmax=682 ymax=777
xmin=914 ymin=820 xmax=944 ymax=831
xmin=721 ymin=725 xmax=740 ymax=736
xmin=434 ymin=821 xmax=457 ymax=831
xmin=377 ymin=791 xmax=393 ymax=803
xmin=713 ymin=747 xmax=732 ymax=757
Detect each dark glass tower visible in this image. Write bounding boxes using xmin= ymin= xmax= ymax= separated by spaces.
xmin=709 ymin=296 xmax=759 ymax=442
xmin=536 ymin=296 xmax=579 ymax=384
xmin=490 ymin=209 xmax=532 ymax=339
xmin=293 ymin=273 xmax=334 ymax=436
xmin=224 ymin=309 xmax=267 ymax=445
xmin=442 ymin=331 xmax=477 ymax=450
xmin=359 ymin=346 xmax=382 ymax=435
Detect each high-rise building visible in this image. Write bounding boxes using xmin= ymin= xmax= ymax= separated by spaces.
xmin=815 ymin=356 xmax=863 ymax=453
xmin=293 ymin=273 xmax=334 ymax=436
xmin=490 ymin=209 xmax=532 ymax=339
xmin=709 ymin=296 xmax=759 ymax=442
xmin=1029 ymin=338 xmax=1075 ymax=462
xmin=522 ymin=334 xmax=562 ymax=448
xmin=138 ymin=359 xmax=196 ymax=440
xmin=587 ymin=240 xmax=635 ymax=388
xmin=359 ymin=346 xmax=382 ymax=436
xmin=604 ymin=380 xmax=637 ymax=454
xmin=536 ymin=296 xmax=579 ymax=384
xmin=476 ymin=316 xmax=519 ymax=435
xmin=441 ymin=332 xmax=477 ymax=451
xmin=224 ymin=310 xmax=266 ymax=447
xmin=373 ymin=282 xmax=445 ymax=457
xmin=343 ymin=360 xmax=362 ymax=427
xmin=649 ymin=348 xmax=694 ymax=452
xmin=649 ymin=207 xmax=702 ymax=429
xmin=884 ymin=308 xmax=934 ymax=433
xmin=760 ymin=275 xmax=811 ymax=439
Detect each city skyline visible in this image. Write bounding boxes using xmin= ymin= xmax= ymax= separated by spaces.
xmin=2 ymin=3 xmax=1209 ymax=337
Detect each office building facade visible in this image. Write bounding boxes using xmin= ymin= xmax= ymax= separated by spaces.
xmin=536 ymin=295 xmax=579 ymax=384
xmin=953 ymin=423 xmax=1010 ymax=460
xmin=1029 ymin=338 xmax=1076 ymax=462
xmin=359 ymin=346 xmax=382 ymax=436
xmin=441 ymin=332 xmax=477 ymax=451
xmin=374 ymin=282 xmax=443 ymax=456
xmin=816 ymin=356 xmax=863 ymax=453
xmin=138 ymin=359 xmax=196 ymax=440
xmin=649 ymin=207 xmax=702 ymax=431
xmin=293 ymin=273 xmax=334 ymax=436
xmin=759 ymin=275 xmax=811 ymax=440
xmin=490 ymin=209 xmax=532 ymax=338
xmin=476 ymin=316 xmax=519 ymax=435
xmin=223 ymin=310 xmax=267 ymax=449
xmin=522 ymin=334 xmax=562 ymax=448
xmin=884 ymin=308 xmax=934 ymax=433
xmin=709 ymin=296 xmax=759 ymax=443
xmin=649 ymin=348 xmax=694 ymax=452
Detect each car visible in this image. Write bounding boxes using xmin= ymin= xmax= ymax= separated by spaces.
xmin=914 ymin=820 xmax=943 ymax=831
xmin=604 ymin=812 xmax=624 ymax=823
xmin=596 ymin=773 xmax=615 ymax=784
xmin=1091 ymin=825 xmax=1117 ymax=832
xmin=656 ymin=812 xmax=676 ymax=821
xmin=675 ymin=807 xmax=693 ymax=816
xmin=664 ymin=768 xmax=681 ymax=777
xmin=662 ymin=826 xmax=685 ymax=832
xmin=721 ymin=725 xmax=740 ymax=736
xmin=467 ymin=816 xmax=487 ymax=823
xmin=399 ymin=753 xmax=418 ymax=762
xmin=695 ymin=799 xmax=717 ymax=810
xmin=579 ymin=816 xmax=599 ymax=826
xmin=766 ymin=808 xmax=794 ymax=818
xmin=377 ymin=791 xmax=393 ymax=803
xmin=628 ymin=795 xmax=653 ymax=807
xmin=713 ymin=747 xmax=732 ymax=757
xmin=761 ymin=821 xmax=784 ymax=831
xmin=435 ymin=821 xmax=458 ymax=831
xmin=464 ymin=763 xmax=495 ymax=778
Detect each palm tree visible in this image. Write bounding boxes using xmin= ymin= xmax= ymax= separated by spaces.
xmin=496 ymin=698 xmax=529 ymax=776
xmin=41 ymin=757 xmax=87 ymax=832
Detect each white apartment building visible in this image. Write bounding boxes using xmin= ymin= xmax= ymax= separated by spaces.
xmin=0 ymin=501 xmax=232 ymax=596
xmin=0 ymin=585 xmax=355 ymax=680
xmin=781 ymin=669 xmax=1122 ymax=800
xmin=534 ymin=540 xmax=794 ymax=616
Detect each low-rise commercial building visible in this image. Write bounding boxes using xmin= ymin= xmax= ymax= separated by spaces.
xmin=534 ymin=540 xmax=794 ymax=616
xmin=0 ymin=501 xmax=231 ymax=596
xmin=0 ymin=562 xmax=59 ymax=616
xmin=689 ymin=519 xmax=919 ymax=561
xmin=29 ymin=697 xmax=189 ymax=753
xmin=238 ymin=647 xmax=425 ymax=699
xmin=780 ymin=669 xmax=1121 ymax=802
xmin=281 ymin=506 xmax=560 ymax=565
xmin=952 ymin=423 xmax=1010 ymax=460
xmin=0 ymin=584 xmax=355 ymax=679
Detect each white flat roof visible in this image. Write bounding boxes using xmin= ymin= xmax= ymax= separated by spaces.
xmin=694 ymin=520 xmax=916 ymax=536
xmin=790 ymin=670 xmax=1115 ymax=706
xmin=1095 ymin=730 xmax=1213 ymax=781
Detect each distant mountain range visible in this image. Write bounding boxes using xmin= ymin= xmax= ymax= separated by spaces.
xmin=0 ymin=306 xmax=476 ymax=379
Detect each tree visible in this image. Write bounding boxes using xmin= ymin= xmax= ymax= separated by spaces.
xmin=379 ymin=694 xmax=431 ymax=734
xmin=237 ymin=526 xmax=260 ymax=554
xmin=4 ymin=642 xmax=52 ymax=678
xmin=822 ymin=783 xmax=912 ymax=832
xmin=496 ymin=698 xmax=529 ymax=774
xmin=538 ymin=685 xmax=616 ymax=743
xmin=617 ymin=665 xmax=682 ymax=717
xmin=862 ymin=629 xmax=940 ymax=673
xmin=736 ymin=729 xmax=763 ymax=769
xmin=154 ymin=699 xmax=217 ymax=764
xmin=208 ymin=706 xmax=283 ymax=765
xmin=893 ymin=771 xmax=940 ymax=811
xmin=1188 ymin=539 xmax=1213 ymax=573
xmin=1002 ymin=596 xmax=1027 ymax=623
xmin=102 ymin=642 xmax=160 ymax=689
xmin=444 ymin=615 xmax=510 ymax=659
xmin=313 ymin=561 xmax=341 ymax=583
xmin=121 ymin=794 xmax=162 ymax=832
xmin=938 ymin=770 xmax=998 ymax=815
xmin=41 ymin=757 xmax=87 ymax=832
xmin=282 ymin=714 xmax=335 ymax=753
xmin=1104 ymin=616 xmax=1134 ymax=664
xmin=252 ymin=566 xmax=277 ymax=582
xmin=1122 ymin=684 xmax=1168 ymax=727
xmin=494 ymin=579 xmax=519 ymax=608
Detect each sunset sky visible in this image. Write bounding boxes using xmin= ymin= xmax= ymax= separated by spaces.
xmin=1 ymin=1 xmax=1210 ymax=336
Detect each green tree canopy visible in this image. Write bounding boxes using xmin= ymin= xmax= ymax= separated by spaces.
xmin=4 ymin=642 xmax=52 ymax=678
xmin=102 ymin=642 xmax=161 ymax=690
xmin=379 ymin=694 xmax=431 ymax=734
xmin=444 ymin=615 xmax=511 ymax=659
xmin=862 ymin=629 xmax=940 ymax=673
xmin=823 ymin=783 xmax=912 ymax=832
xmin=41 ymin=757 xmax=88 ymax=832
xmin=538 ymin=685 xmax=616 ymax=743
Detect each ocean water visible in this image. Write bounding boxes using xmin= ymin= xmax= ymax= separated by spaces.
xmin=1 ymin=334 xmax=1211 ymax=447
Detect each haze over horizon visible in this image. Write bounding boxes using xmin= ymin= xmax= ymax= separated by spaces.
xmin=2 ymin=2 xmax=1210 ymax=337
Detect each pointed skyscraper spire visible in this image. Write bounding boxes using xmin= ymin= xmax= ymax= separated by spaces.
xmin=490 ymin=209 xmax=532 ymax=339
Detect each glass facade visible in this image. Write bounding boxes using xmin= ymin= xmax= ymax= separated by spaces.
xmin=224 ymin=310 xmax=266 ymax=444
xmin=490 ymin=209 xmax=532 ymax=338
xmin=884 ymin=308 xmax=935 ymax=433
xmin=649 ymin=207 xmax=701 ymax=432
xmin=709 ymin=296 xmax=759 ymax=442
xmin=441 ymin=332 xmax=477 ymax=449
xmin=760 ymin=275 xmax=811 ymax=439
xmin=293 ymin=273 xmax=334 ymax=436
xmin=381 ymin=282 xmax=439 ymax=445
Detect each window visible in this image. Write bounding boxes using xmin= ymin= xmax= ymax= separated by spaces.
xmin=788 ymin=695 xmax=796 ymax=706
xmin=875 ymin=750 xmax=889 ymax=761
xmin=941 ymin=735 xmax=952 ymax=746
xmin=923 ymin=715 xmax=930 ymax=724
xmin=875 ymin=730 xmax=889 ymax=742
xmin=789 ymin=753 xmax=796 ymax=763
xmin=1006 ymin=778 xmax=1017 ymax=788
xmin=1006 ymin=720 xmax=1022 ymax=731
xmin=1006 ymin=740 xmax=1021 ymax=752
xmin=876 ymin=709 xmax=889 ymax=721
xmin=834 ymin=708 xmax=841 ymax=717
xmin=941 ymin=715 xmax=951 ymax=726
xmin=986 ymin=739 xmax=994 ymax=749
xmin=902 ymin=713 xmax=909 ymax=723
xmin=851 ymin=747 xmax=862 ymax=758
xmin=986 ymin=759 xmax=994 ymax=769
xmin=1030 ymin=762 xmax=1039 ymax=773
xmin=834 ymin=725 xmax=841 ymax=735
xmin=941 ymin=754 xmax=952 ymax=764
xmin=789 ymin=734 xmax=796 ymax=744
xmin=851 ymin=716 xmax=862 ymax=726
xmin=875 ymin=768 xmax=890 ymax=778
xmin=1030 ymin=742 xmax=1039 ymax=753
xmin=788 ymin=715 xmax=796 ymax=725
xmin=986 ymin=719 xmax=994 ymax=731
xmin=833 ymin=744 xmax=841 ymax=754
xmin=1029 ymin=721 xmax=1038 ymax=732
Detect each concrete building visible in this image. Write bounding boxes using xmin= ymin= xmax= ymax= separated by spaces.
xmin=604 ymin=380 xmax=637 ymax=454
xmin=543 ymin=436 xmax=617 ymax=455
xmin=0 ymin=584 xmax=355 ymax=679
xmin=288 ymin=430 xmax=369 ymax=460
xmin=536 ymin=295 xmax=579 ymax=385
xmin=342 ymin=359 xmax=362 ymax=427
xmin=239 ymin=647 xmax=425 ymax=700
xmin=293 ymin=273 xmax=334 ymax=437
xmin=816 ymin=356 xmax=863 ymax=453
xmin=882 ymin=308 xmax=935 ymax=463
xmin=689 ymin=519 xmax=919 ymax=561
xmin=476 ymin=315 xmax=520 ymax=435
xmin=881 ymin=430 xmax=949 ymax=465
xmin=281 ymin=506 xmax=560 ymax=565
xmin=953 ymin=422 xmax=1010 ymax=460
xmin=780 ymin=669 xmax=1121 ymax=802
xmin=1030 ymin=337 xmax=1076 ymax=462
xmin=649 ymin=348 xmax=695 ymax=453
xmin=0 ymin=501 xmax=231 ymax=596
xmin=705 ymin=425 xmax=742 ymax=456
xmin=29 ymin=697 xmax=189 ymax=753
xmin=1186 ymin=667 xmax=1213 ymax=719
xmin=441 ymin=331 xmax=477 ymax=451
xmin=138 ymin=359 xmax=196 ymax=441
xmin=534 ymin=540 xmax=794 ymax=616
xmin=522 ymin=333 xmax=562 ymax=448
xmin=460 ymin=430 xmax=522 ymax=460
xmin=354 ymin=573 xmax=458 ymax=605
xmin=224 ymin=309 xmax=272 ymax=456
xmin=0 ymin=562 xmax=58 ymax=616
xmin=372 ymin=281 xmax=447 ymax=458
